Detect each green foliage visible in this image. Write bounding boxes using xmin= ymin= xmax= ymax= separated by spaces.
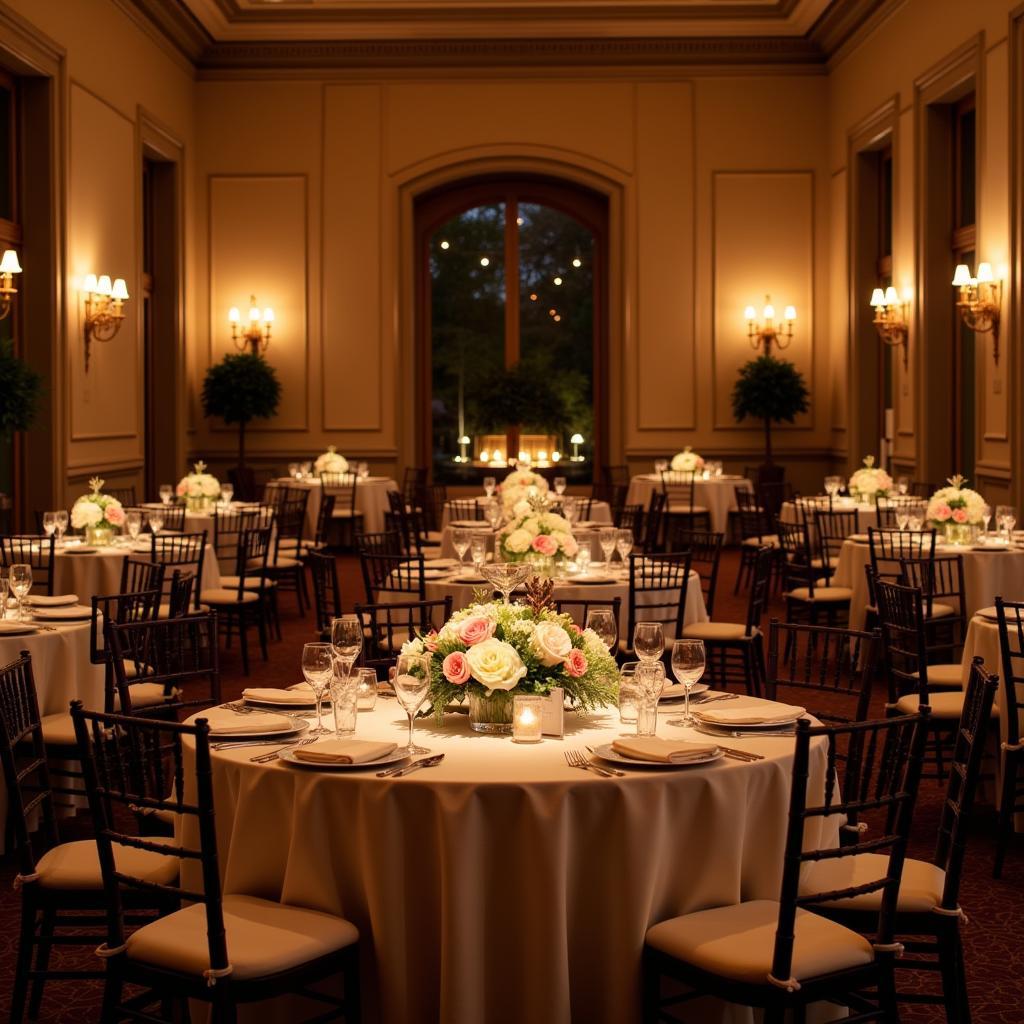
xmin=471 ymin=362 xmax=571 ymax=436
xmin=0 ymin=341 xmax=42 ymax=438
xmin=201 ymin=353 xmax=281 ymax=426
xmin=731 ymin=355 xmax=810 ymax=426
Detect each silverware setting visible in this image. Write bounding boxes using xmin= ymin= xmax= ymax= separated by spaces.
xmin=564 ymin=749 xmax=616 ymax=777
xmin=715 ymin=746 xmax=764 ymax=762
xmin=689 ymin=692 xmax=739 ymax=705
xmin=211 ymin=734 xmax=306 ymax=751
xmin=249 ymin=736 xmax=319 ymax=763
xmin=377 ymin=753 xmax=445 ymax=778
xmin=583 ymin=746 xmax=625 ymax=776
xmin=220 ymin=701 xmax=313 ymax=720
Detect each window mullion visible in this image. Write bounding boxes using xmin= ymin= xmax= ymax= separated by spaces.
xmin=504 ymin=196 xmax=520 ymax=370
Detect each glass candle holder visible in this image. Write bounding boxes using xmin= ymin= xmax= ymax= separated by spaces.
xmin=512 ymin=695 xmax=544 ymax=743
xmin=356 ymin=668 xmax=378 ymax=711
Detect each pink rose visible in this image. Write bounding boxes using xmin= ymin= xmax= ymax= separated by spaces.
xmin=934 ymin=503 xmax=952 ymax=521
xmin=423 ymin=630 xmax=439 ymax=652
xmin=457 ymin=615 xmax=495 ymax=646
xmin=952 ymin=507 xmax=969 ymax=524
xmin=564 ymin=649 xmax=588 ymax=677
xmin=569 ymin=623 xmax=583 ymax=635
xmin=442 ymin=651 xmax=471 ymax=685
xmin=176 ymin=482 xmax=187 ymax=496
xmin=531 ymin=534 xmax=558 ymax=557
xmin=104 ymin=505 xmax=125 ymax=525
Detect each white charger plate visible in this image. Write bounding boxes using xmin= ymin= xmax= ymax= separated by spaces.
xmin=660 ymin=682 xmax=709 ymax=701
xmin=692 ymin=709 xmax=805 ymax=730
xmin=210 ymin=719 xmax=307 ymax=740
xmin=592 ymin=743 xmax=723 ymax=769
xmin=28 ymin=594 xmax=79 ymax=608
xmin=31 ymin=605 xmax=93 ymax=621
xmin=0 ymin=621 xmax=39 ymax=636
xmin=280 ymin=747 xmax=408 ymax=771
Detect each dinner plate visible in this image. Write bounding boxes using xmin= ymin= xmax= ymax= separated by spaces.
xmin=0 ymin=621 xmax=39 ymax=636
xmin=591 ymin=743 xmax=723 ymax=769
xmin=423 ymin=568 xmax=455 ymax=579
xmin=210 ymin=719 xmax=307 ymax=740
xmin=30 ymin=605 xmax=93 ymax=621
xmin=243 ymin=695 xmax=318 ymax=709
xmin=280 ymin=747 xmax=408 ymax=771
xmin=28 ymin=594 xmax=79 ymax=607
xmin=848 ymin=534 xmax=870 ymax=544
xmin=569 ymin=576 xmax=617 ymax=585
xmin=973 ymin=606 xmax=1018 ymax=623
xmin=425 ymin=558 xmax=460 ymax=569
xmin=61 ymin=546 xmax=98 ymax=555
xmin=660 ymin=681 xmax=710 ymax=701
xmin=691 ymin=710 xmax=804 ymax=730
xmin=449 ymin=520 xmax=489 ymax=529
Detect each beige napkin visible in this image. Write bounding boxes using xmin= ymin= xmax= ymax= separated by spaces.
xmin=28 ymin=594 xmax=79 ymax=607
xmin=611 ymin=737 xmax=719 ymax=764
xmin=242 ymin=687 xmax=315 ymax=704
xmin=202 ymin=706 xmax=293 ymax=735
xmin=698 ymin=702 xmax=805 ymax=726
xmin=287 ymin=681 xmax=315 ymax=693
xmin=293 ymin=739 xmax=398 ymax=764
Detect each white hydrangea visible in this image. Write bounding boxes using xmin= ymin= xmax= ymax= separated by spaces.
xmin=926 ymin=476 xmax=987 ymax=525
xmin=504 ymin=528 xmax=533 ymax=554
xmin=847 ymin=455 xmax=893 ymax=499
xmin=670 ymin=446 xmax=705 ymax=473
xmin=70 ymin=500 xmax=103 ymax=529
xmin=314 ymin=445 xmax=349 ymax=475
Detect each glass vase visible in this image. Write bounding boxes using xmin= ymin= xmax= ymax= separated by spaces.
xmin=468 ymin=690 xmax=516 ymax=734
xmin=944 ymin=523 xmax=973 ymax=546
xmin=85 ymin=524 xmax=116 ymax=547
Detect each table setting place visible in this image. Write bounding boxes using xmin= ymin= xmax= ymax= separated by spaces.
xmin=0 ymin=565 xmax=92 ymax=635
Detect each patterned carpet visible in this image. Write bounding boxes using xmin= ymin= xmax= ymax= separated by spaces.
xmin=1 ymin=550 xmax=1022 ymax=1022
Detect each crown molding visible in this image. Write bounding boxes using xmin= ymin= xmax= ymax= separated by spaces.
xmin=807 ymin=0 xmax=886 ymax=55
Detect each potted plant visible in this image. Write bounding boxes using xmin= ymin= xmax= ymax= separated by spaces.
xmin=201 ymin=352 xmax=281 ymax=486
xmin=730 ymin=355 xmax=809 ymax=466
xmin=0 ymin=341 xmax=42 ymax=439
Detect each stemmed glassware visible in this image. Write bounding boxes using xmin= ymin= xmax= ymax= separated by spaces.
xmin=633 ymin=621 xmax=664 ymax=663
xmin=598 ymin=527 xmax=618 ymax=565
xmin=615 ymin=528 xmax=633 ymax=566
xmin=483 ymin=476 xmax=497 ymax=498
xmin=654 ymin=459 xmax=668 ymax=475
xmin=394 ymin=652 xmax=432 ymax=755
xmin=562 ymin=496 xmax=579 ymax=526
xmin=895 ymin=508 xmax=910 ymax=532
xmin=54 ymin=511 xmax=68 ymax=545
xmin=484 ymin=499 xmax=503 ymax=531
xmin=981 ymin=504 xmax=992 ymax=540
xmin=452 ymin=528 xmax=471 ymax=564
xmin=479 ymin=561 xmax=532 ymax=604
xmin=470 ymin=535 xmax=488 ymax=571
xmin=635 ymin=662 xmax=666 ymax=736
xmin=147 ymin=509 xmax=164 ymax=538
xmin=897 ymin=476 xmax=910 ymax=496
xmin=125 ymin=510 xmax=143 ymax=544
xmin=823 ymin=476 xmax=842 ymax=499
xmin=159 ymin=484 xmax=173 ymax=505
xmin=0 ymin=571 xmax=8 ymax=620
xmin=585 ymin=607 xmax=618 ymax=652
xmin=997 ymin=505 xmax=1018 ymax=543
xmin=554 ymin=476 xmax=567 ymax=496
xmin=330 ymin=616 xmax=363 ymax=674
xmin=301 ymin=642 xmax=335 ymax=736
xmin=9 ymin=564 xmax=32 ymax=622
xmin=669 ymin=638 xmax=706 ymax=727
xmin=220 ymin=482 xmax=235 ymax=507
xmin=42 ymin=512 xmax=57 ymax=540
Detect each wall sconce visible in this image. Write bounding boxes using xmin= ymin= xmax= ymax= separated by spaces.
xmin=0 ymin=249 xmax=22 ymax=320
xmin=744 ymin=295 xmax=795 ymax=356
xmin=82 ymin=273 xmax=129 ymax=372
xmin=869 ymin=286 xmax=910 ymax=369
xmin=228 ymin=295 xmax=274 ymax=355
xmin=952 ymin=262 xmax=1002 ymax=364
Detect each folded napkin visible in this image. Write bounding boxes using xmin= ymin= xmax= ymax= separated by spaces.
xmin=698 ymin=702 xmax=805 ymax=726
xmin=287 ymin=681 xmax=315 ymax=693
xmin=202 ymin=706 xmax=293 ymax=735
xmin=242 ymin=687 xmax=316 ymax=704
xmin=28 ymin=594 xmax=79 ymax=607
xmin=293 ymin=739 xmax=398 ymax=764
xmin=611 ymin=737 xmax=719 ymax=764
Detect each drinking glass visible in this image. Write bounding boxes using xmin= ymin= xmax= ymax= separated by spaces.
xmin=483 ymin=476 xmax=497 ymax=498
xmin=654 ymin=459 xmax=668 ymax=475
xmin=288 ymin=462 xmax=299 ymax=479
xmin=981 ymin=504 xmax=992 ymax=539
xmin=484 ymin=500 xmax=503 ymax=531
xmin=357 ymin=461 xmax=369 ymax=479
xmin=330 ymin=657 xmax=359 ymax=735
xmin=356 ymin=667 xmax=379 ymax=711
xmin=42 ymin=512 xmax=57 ymax=538
xmin=575 ymin=546 xmax=591 ymax=574
xmin=330 ymin=616 xmax=363 ymax=666
xmin=452 ymin=528 xmax=471 ymax=563
xmin=10 ymin=564 xmax=33 ymax=622
xmin=479 ymin=561 xmax=532 ymax=604
xmin=147 ymin=510 xmax=164 ymax=537
xmin=394 ymin=652 xmax=432 ymax=755
xmin=125 ymin=509 xmax=143 ymax=542
xmin=635 ymin=661 xmax=666 ymax=736
xmin=54 ymin=511 xmax=68 ymax=544
xmin=907 ymin=514 xmax=922 ymax=531
xmin=670 ymin=638 xmax=706 ymax=726
xmin=554 ymin=476 xmax=567 ymax=496
xmin=615 ymin=528 xmax=634 ymax=564
xmin=220 ymin=483 xmax=235 ymax=506
xmin=823 ymin=475 xmax=842 ymax=498
xmin=585 ymin=606 xmax=618 ymax=652
xmin=598 ymin=527 xmax=618 ymax=565
xmin=470 ymin=535 xmax=488 ymax=570
xmin=897 ymin=476 xmax=910 ymax=496
xmin=633 ymin=621 xmax=664 ymax=663
xmin=895 ymin=510 xmax=910 ymax=532
xmin=0 ymin=573 xmax=8 ymax=620
xmin=618 ymin=662 xmax=640 ymax=724
xmin=562 ymin=496 xmax=579 ymax=526
xmin=158 ymin=484 xmax=173 ymax=505
xmin=301 ymin=643 xmax=335 ymax=736
xmin=1002 ymin=506 xmax=1018 ymax=541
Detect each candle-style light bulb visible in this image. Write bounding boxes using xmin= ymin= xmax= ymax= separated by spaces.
xmin=783 ymin=305 xmax=796 ymax=322
xmin=870 ymin=288 xmax=885 ymax=307
xmin=228 ymin=306 xmax=240 ymax=323
xmin=763 ymin=304 xmax=775 ymax=320
xmin=951 ymin=264 xmax=972 ymax=287
xmin=744 ymin=305 xmax=757 ymax=321
xmin=248 ymin=305 xmax=261 ymax=323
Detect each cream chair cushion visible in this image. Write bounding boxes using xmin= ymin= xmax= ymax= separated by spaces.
xmin=645 ymin=899 xmax=873 ymax=986
xmin=113 ymin=682 xmax=179 ymax=712
xmin=35 ymin=836 xmax=179 ymax=891
xmin=892 ymin=690 xmax=998 ymax=719
xmin=199 ymin=588 xmax=261 ymax=605
xmin=668 ymin=504 xmax=710 ymax=515
xmin=741 ymin=535 xmax=780 ymax=548
xmin=680 ymin=622 xmax=752 ymax=641
xmin=39 ymin=712 xmax=78 ymax=746
xmin=927 ymin=603 xmax=956 ymax=620
xmin=801 ymin=853 xmax=946 ymax=914
xmin=916 ymin=663 xmax=964 ymax=690
xmin=267 ymin=555 xmax=302 ymax=570
xmin=218 ymin=574 xmax=272 ymax=591
xmin=785 ymin=586 xmax=853 ymax=603
xmin=126 ymin=894 xmax=359 ymax=981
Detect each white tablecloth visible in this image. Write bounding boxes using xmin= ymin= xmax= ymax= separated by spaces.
xmin=831 ymin=538 xmax=1024 ymax=631
xmin=274 ymin=477 xmax=398 ymax=536
xmin=181 ymin=701 xmax=831 ymax=1024
xmin=441 ymin=498 xmax=612 ymax=530
xmin=780 ymin=499 xmax=878 ymax=530
xmin=626 ymin=475 xmax=750 ymax=535
xmin=439 ymin=522 xmax=619 ymax=562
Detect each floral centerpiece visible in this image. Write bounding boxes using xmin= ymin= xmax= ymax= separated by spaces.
xmin=406 ymin=590 xmax=619 ymax=733
xmin=70 ymin=477 xmax=125 ymax=545
xmin=498 ymin=508 xmax=579 ymax=570
xmin=314 ymin=444 xmax=349 ymax=475
xmin=926 ymin=475 xmax=987 ymax=544
xmin=499 ymin=467 xmax=550 ymax=511
xmin=670 ymin=446 xmax=705 ymax=473
xmin=847 ymin=455 xmax=893 ymax=501
xmin=176 ymin=460 xmax=221 ymax=512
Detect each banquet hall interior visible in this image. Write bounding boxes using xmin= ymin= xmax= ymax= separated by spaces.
xmin=1 ymin=0 xmax=1024 ymax=1022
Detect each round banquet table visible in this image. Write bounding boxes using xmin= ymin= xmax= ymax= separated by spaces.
xmin=441 ymin=497 xmax=612 ymax=530
xmin=780 ymin=498 xmax=879 ymax=529
xmin=181 ymin=700 xmax=834 ymax=1024
xmin=273 ymin=476 xmax=399 ymax=537
xmin=626 ymin=475 xmax=750 ymax=535
xmin=381 ymin=564 xmax=708 ymax=638
xmin=439 ymin=521 xmax=620 ymax=562
xmin=830 ymin=537 xmax=1024 ymax=631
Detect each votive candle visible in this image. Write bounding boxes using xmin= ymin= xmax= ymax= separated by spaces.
xmin=513 ymin=695 xmax=544 ymax=743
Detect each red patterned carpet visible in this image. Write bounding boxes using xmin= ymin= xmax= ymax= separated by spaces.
xmin=1 ymin=550 xmax=1022 ymax=1022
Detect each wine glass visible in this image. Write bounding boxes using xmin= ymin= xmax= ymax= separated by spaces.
xmin=288 ymin=462 xmax=299 ymax=479
xmin=633 ymin=621 xmax=664 ymax=663
xmin=159 ymin=484 xmax=173 ymax=505
xmin=907 ymin=512 xmax=923 ymax=531
xmin=615 ymin=528 xmax=634 ymax=565
xmin=0 ymin=572 xmax=8 ymax=620
xmin=479 ymin=561 xmax=531 ymax=604
xmin=598 ymin=527 xmax=618 ymax=565
xmin=981 ymin=504 xmax=992 ymax=540
xmin=897 ymin=476 xmax=910 ymax=496
xmin=1001 ymin=506 xmax=1018 ymax=542
xmin=654 ymin=459 xmax=668 ymax=475
xmin=483 ymin=476 xmax=497 ymax=498
xmin=470 ymin=535 xmax=488 ymax=570
xmin=54 ymin=511 xmax=68 ymax=545
xmin=147 ymin=509 xmax=164 ymax=537
xmin=9 ymin=564 xmax=33 ymax=622
xmin=452 ymin=528 xmax=471 ymax=564
xmin=670 ymin=638 xmax=706 ymax=727
xmin=42 ymin=512 xmax=57 ymax=539
xmin=220 ymin=482 xmax=235 ymax=507
xmin=634 ymin=661 xmax=666 ymax=736
xmin=585 ymin=606 xmax=618 ymax=652
xmin=125 ymin=509 xmax=143 ymax=543
xmin=301 ymin=642 xmax=335 ymax=736
xmin=330 ymin=616 xmax=363 ymax=667
xmin=562 ymin=496 xmax=579 ymax=526
xmin=823 ymin=475 xmax=842 ymax=498
xmin=357 ymin=461 xmax=369 ymax=480
xmin=484 ymin=500 xmax=503 ymax=531
xmin=394 ymin=652 xmax=432 ymax=755
xmin=895 ymin=510 xmax=910 ymax=532
xmin=554 ymin=476 xmax=567 ymax=496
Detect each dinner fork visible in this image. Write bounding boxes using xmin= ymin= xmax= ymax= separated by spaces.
xmin=249 ymin=736 xmax=318 ymax=763
xmin=564 ymin=749 xmax=615 ymax=778
xmin=583 ymin=746 xmax=625 ymax=776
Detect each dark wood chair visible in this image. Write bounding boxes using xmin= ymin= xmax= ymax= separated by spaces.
xmin=0 ymin=535 xmax=55 ymax=596
xmin=660 ymin=526 xmax=723 ymax=618
xmin=899 ymin=554 xmax=967 ymax=688
xmin=813 ymin=507 xmax=860 ymax=581
xmin=553 ymin=595 xmax=623 ymax=634
xmin=321 ymin=471 xmax=364 ymax=546
xmin=119 ymin=557 xmax=165 ymax=596
xmin=620 ymin=551 xmax=693 ymax=660
xmin=308 ymin=549 xmax=343 ymax=640
xmin=994 ymin=597 xmax=1024 ymax=878
xmin=105 ymin=485 xmax=138 ymax=506
xmin=875 ymin=494 xmax=921 ymax=527
xmin=865 ymin=526 xmax=937 ymax=630
xmin=150 ymin=532 xmax=207 ymax=613
xmin=354 ymin=597 xmax=453 ymax=673
xmin=265 ymin=490 xmax=311 ymax=615
xmin=642 ymin=709 xmax=930 ymax=1024
xmin=358 ymin=548 xmax=425 ymax=603
xmin=640 ymin=490 xmax=667 ymax=553
xmin=446 ymin=497 xmax=485 ymax=522
xmin=777 ymin=519 xmax=852 ymax=627
xmin=88 ymin=589 xmax=163 ymax=712
xmin=69 ymin=704 xmax=361 ymax=1023
xmin=659 ymin=470 xmax=711 ymax=532
xmin=734 ymin=489 xmax=779 ymax=593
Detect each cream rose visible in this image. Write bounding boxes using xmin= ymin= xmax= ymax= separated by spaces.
xmin=532 ymin=621 xmax=573 ymax=667
xmin=504 ymin=528 xmax=533 ymax=554
xmin=466 ymin=638 xmax=527 ymax=693
xmin=71 ymin=501 xmax=103 ymax=529
xmin=200 ymin=475 xmax=220 ymax=497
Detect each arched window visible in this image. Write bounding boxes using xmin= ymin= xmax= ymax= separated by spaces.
xmin=415 ymin=175 xmax=607 ymax=484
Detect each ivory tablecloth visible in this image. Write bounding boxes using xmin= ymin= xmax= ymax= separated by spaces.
xmin=830 ymin=539 xmax=1024 ymax=631
xmin=626 ymin=475 xmax=750 ymax=535
xmin=779 ymin=499 xmax=879 ymax=530
xmin=439 ymin=522 xmax=620 ymax=562
xmin=273 ymin=477 xmax=398 ymax=537
xmin=441 ymin=498 xmax=612 ymax=530
xmin=181 ymin=702 xmax=832 ymax=1024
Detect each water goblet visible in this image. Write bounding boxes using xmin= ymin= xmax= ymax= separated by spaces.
xmin=586 ymin=606 xmax=618 ymax=653
xmin=470 ymin=535 xmax=488 ymax=570
xmin=394 ymin=652 xmax=432 ymax=755
xmin=635 ymin=661 xmax=666 ymax=736
xmin=670 ymin=638 xmax=706 ymax=727
xmin=10 ymin=564 xmax=33 ymax=622
xmin=907 ymin=514 xmax=922 ymax=532
xmin=823 ymin=475 xmax=842 ymax=498
xmin=654 ymin=459 xmax=668 ymax=475
xmin=554 ymin=476 xmax=567 ymax=496
xmin=125 ymin=510 xmax=143 ymax=543
xmin=147 ymin=510 xmax=164 ymax=537
xmin=895 ymin=510 xmax=910 ymax=532
xmin=0 ymin=573 xmax=8 ymax=620
xmin=220 ymin=482 xmax=235 ymax=506
xmin=330 ymin=615 xmax=363 ymax=668
xmin=981 ymin=504 xmax=992 ymax=540
xmin=330 ymin=656 xmax=360 ymax=735
xmin=357 ymin=461 xmax=369 ymax=480
xmin=618 ymin=662 xmax=640 ymax=724
xmin=42 ymin=512 xmax=57 ymax=539
xmin=562 ymin=496 xmax=579 ymax=526
xmin=158 ymin=484 xmax=173 ymax=505
xmin=598 ymin=527 xmax=618 ymax=565
xmin=301 ymin=642 xmax=335 ymax=736
xmin=485 ymin=499 xmax=503 ymax=531
xmin=483 ymin=476 xmax=497 ymax=498
xmin=897 ymin=476 xmax=910 ymax=496
xmin=633 ymin=621 xmax=664 ymax=663
xmin=1003 ymin=507 xmax=1018 ymax=542
xmin=615 ymin=528 xmax=633 ymax=565
xmin=54 ymin=510 xmax=68 ymax=545
xmin=301 ymin=461 xmax=313 ymax=478
xmin=452 ymin=528 xmax=471 ymax=564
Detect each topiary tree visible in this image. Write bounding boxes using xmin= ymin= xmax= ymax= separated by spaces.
xmin=201 ymin=353 xmax=281 ymax=480
xmin=0 ymin=341 xmax=42 ymax=439
xmin=731 ymin=355 xmax=810 ymax=465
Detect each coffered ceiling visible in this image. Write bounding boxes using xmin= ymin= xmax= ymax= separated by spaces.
xmin=124 ymin=0 xmax=890 ymax=70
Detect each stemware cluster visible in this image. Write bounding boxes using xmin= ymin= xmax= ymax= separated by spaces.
xmin=626 ymin=622 xmax=705 ymax=734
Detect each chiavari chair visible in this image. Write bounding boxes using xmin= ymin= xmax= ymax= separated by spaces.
xmin=88 ymin=589 xmax=163 ymax=711
xmin=265 ymin=490 xmax=311 ymax=614
xmin=446 ymin=497 xmax=485 ymax=523
xmin=620 ymin=551 xmax=693 ymax=661
xmin=152 ymin=504 xmax=187 ymax=533
xmin=734 ymin=488 xmax=779 ymax=592
xmin=865 ymin=526 xmax=936 ymax=629
xmin=899 ymin=554 xmax=966 ymax=687
xmin=777 ymin=519 xmax=852 ymax=627
xmin=640 ymin=490 xmax=667 ymax=554
xmin=359 ymin=547 xmax=426 ymax=603
xmin=355 ymin=597 xmax=453 ymax=672
xmin=813 ymin=507 xmax=859 ymax=579
xmin=321 ymin=470 xmax=363 ymax=544
xmin=659 ymin=469 xmax=711 ymax=532
xmin=0 ymin=535 xmax=55 ymax=596
xmin=994 ymin=597 xmax=1024 ymax=878
xmin=660 ymin=526 xmax=723 ymax=618
xmin=601 ymin=464 xmax=630 ymax=488
xmin=150 ymin=532 xmax=207 ymax=613
xmin=119 ymin=556 xmax=165 ymax=596
xmin=553 ymin=595 xmax=623 ymax=634
xmin=875 ymin=493 xmax=921 ymax=527
xmin=308 ymin=549 xmax=343 ymax=639
xmin=70 ymin=705 xmax=361 ymax=1022
xmin=105 ymin=485 xmax=137 ymax=506
xmin=643 ymin=710 xmax=930 ymax=1024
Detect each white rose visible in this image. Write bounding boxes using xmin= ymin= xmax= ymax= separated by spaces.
xmin=329 ymin=454 xmax=349 ymax=473
xmin=401 ymin=637 xmax=425 ymax=656
xmin=532 ymin=622 xmax=572 ymax=666
xmin=201 ymin=475 xmax=220 ymax=497
xmin=504 ymin=528 xmax=532 ymax=554
xmin=187 ymin=480 xmax=202 ymax=497
xmin=466 ymin=638 xmax=527 ymax=693
xmin=71 ymin=500 xmax=103 ymax=529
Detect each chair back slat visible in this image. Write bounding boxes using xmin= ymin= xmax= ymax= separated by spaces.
xmin=996 ymin=598 xmax=1024 ymax=748
xmin=814 ymin=508 xmax=859 ymax=569
xmin=0 ymin=535 xmax=55 ymax=595
xmin=659 ymin=528 xmax=723 ymax=617
xmin=355 ymin=598 xmax=453 ymax=671
xmin=867 ymin=526 xmax=936 ymax=590
xmin=447 ymin=498 xmax=484 ymax=522
xmin=308 ymin=549 xmax=343 ymax=635
xmin=119 ymin=557 xmax=165 ymax=596
xmin=320 ymin=470 xmax=358 ymax=519
xmin=626 ymin=551 xmax=692 ymax=647
xmin=642 ymin=490 xmax=667 ymax=552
